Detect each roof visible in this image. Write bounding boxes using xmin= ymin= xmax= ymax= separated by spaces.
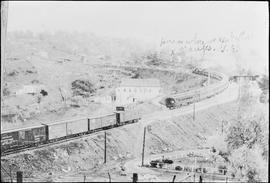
xmin=120 ymin=78 xmax=161 ymax=87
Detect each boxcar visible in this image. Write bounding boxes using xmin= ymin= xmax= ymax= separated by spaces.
xmin=119 ymin=110 xmax=141 ymax=123
xmin=1 ymin=124 xmax=48 ymax=152
xmin=45 ymin=121 xmax=67 ymax=140
xmin=88 ymin=113 xmax=116 ymax=131
xmin=66 ymin=117 xmax=88 ymax=136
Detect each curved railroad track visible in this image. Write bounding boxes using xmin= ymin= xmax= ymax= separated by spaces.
xmin=1 ymin=65 xmax=229 ymax=157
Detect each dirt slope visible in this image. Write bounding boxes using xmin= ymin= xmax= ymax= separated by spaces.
xmin=1 ymin=101 xmax=240 ymax=182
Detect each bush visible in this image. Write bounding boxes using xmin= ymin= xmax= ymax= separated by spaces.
xmin=71 ymin=80 xmax=95 ymax=97
xmin=3 ymin=88 xmax=10 ymax=96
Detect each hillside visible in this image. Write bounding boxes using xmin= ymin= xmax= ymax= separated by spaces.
xmin=0 ymin=100 xmax=243 ymax=182
xmin=2 ymin=32 xmax=209 ymax=130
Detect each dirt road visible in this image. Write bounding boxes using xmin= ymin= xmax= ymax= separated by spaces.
xmin=125 ymin=82 xmax=239 ymax=180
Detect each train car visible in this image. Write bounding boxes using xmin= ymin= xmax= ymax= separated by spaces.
xmin=175 ymin=93 xmax=200 ymax=106
xmin=45 ymin=121 xmax=67 ymax=140
xmin=88 ymin=113 xmax=117 ymax=131
xmin=44 ymin=117 xmax=89 ymax=140
xmin=1 ymin=124 xmax=48 ymax=153
xmin=119 ymin=110 xmax=141 ymax=124
xmin=66 ymin=117 xmax=88 ymax=136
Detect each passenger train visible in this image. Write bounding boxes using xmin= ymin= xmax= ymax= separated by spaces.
xmin=165 ymin=68 xmax=229 ymax=109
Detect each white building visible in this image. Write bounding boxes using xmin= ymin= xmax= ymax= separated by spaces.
xmin=16 ymin=84 xmax=46 ymax=95
xmin=116 ymin=78 xmax=161 ymax=105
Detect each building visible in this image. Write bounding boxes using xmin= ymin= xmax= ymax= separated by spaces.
xmin=16 ymin=84 xmax=46 ymax=95
xmin=116 ymin=78 xmax=161 ymax=105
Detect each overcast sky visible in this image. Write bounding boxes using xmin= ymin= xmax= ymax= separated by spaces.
xmin=7 ymin=1 xmax=268 ymax=41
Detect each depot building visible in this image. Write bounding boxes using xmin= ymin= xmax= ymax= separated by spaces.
xmin=115 ymin=78 xmax=161 ymax=105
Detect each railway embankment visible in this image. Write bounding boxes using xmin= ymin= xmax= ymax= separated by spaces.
xmin=1 ymin=100 xmax=241 ymax=182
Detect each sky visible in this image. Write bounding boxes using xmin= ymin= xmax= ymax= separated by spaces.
xmin=7 ymin=1 xmax=268 ymax=40
xmin=6 ymin=1 xmax=269 ymax=65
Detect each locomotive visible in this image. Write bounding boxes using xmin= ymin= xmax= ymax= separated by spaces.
xmin=1 ymin=109 xmax=141 ymax=155
xmin=165 ymin=98 xmax=176 ymax=109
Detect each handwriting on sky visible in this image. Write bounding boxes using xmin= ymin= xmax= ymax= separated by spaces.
xmin=160 ymin=32 xmax=250 ymax=54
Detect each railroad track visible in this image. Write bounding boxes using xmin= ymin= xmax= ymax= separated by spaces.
xmin=2 ymin=65 xmax=229 ymax=157
xmin=1 ymin=120 xmax=135 ymax=157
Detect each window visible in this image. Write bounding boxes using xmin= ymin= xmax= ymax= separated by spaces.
xmin=124 ymin=88 xmax=126 ymax=92
xmin=134 ymin=88 xmax=137 ymax=92
xmin=129 ymin=88 xmax=131 ymax=92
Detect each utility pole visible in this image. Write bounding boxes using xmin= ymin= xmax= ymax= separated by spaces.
xmin=172 ymin=175 xmax=176 ymax=182
xmin=16 ymin=171 xmax=23 ymax=183
xmin=104 ymin=131 xmax=107 ymax=164
xmin=193 ymin=156 xmax=197 ymax=172
xmin=208 ymin=72 xmax=211 ymax=86
xmin=193 ymin=102 xmax=195 ymax=121
xmin=221 ymin=120 xmax=224 ymax=135
xmin=141 ymin=127 xmax=146 ymax=167
xmin=133 ymin=173 xmax=138 ymax=182
xmin=199 ymin=175 xmax=203 ymax=183
xmin=108 ymin=172 xmax=111 ymax=182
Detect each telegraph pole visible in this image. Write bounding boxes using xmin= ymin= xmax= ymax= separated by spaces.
xmin=208 ymin=72 xmax=211 ymax=86
xmin=193 ymin=102 xmax=195 ymax=121
xmin=172 ymin=175 xmax=176 ymax=182
xmin=221 ymin=120 xmax=224 ymax=135
xmin=141 ymin=127 xmax=146 ymax=167
xmin=108 ymin=172 xmax=111 ymax=182
xmin=104 ymin=131 xmax=107 ymax=164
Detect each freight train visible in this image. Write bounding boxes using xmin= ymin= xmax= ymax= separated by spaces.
xmin=1 ymin=110 xmax=141 ymax=155
xmin=165 ymin=68 xmax=229 ymax=109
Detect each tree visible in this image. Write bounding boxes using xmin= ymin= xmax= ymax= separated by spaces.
xmin=226 ymin=119 xmax=262 ymax=150
xmin=229 ymin=145 xmax=268 ymax=182
xmin=257 ymin=75 xmax=269 ymax=91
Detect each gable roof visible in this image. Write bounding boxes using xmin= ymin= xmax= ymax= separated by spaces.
xmin=120 ymin=78 xmax=161 ymax=87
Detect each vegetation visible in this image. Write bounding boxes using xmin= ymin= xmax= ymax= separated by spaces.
xmin=205 ymin=81 xmax=268 ymax=182
xmin=257 ymin=75 xmax=269 ymax=91
xmin=71 ymin=80 xmax=95 ymax=97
